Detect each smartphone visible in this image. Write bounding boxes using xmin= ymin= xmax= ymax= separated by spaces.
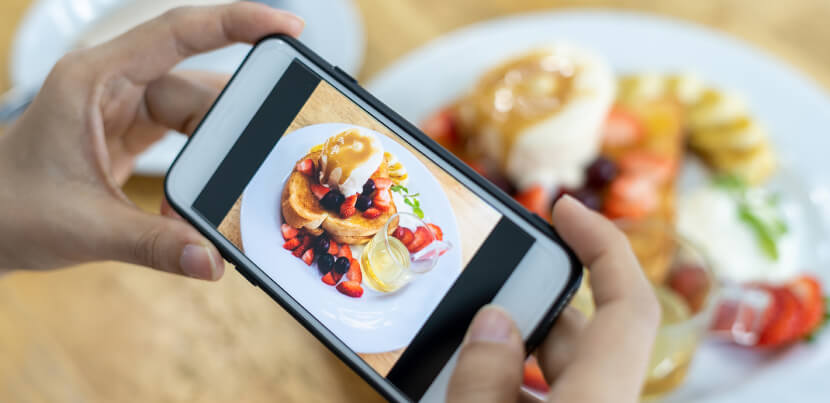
xmin=165 ymin=35 xmax=582 ymax=402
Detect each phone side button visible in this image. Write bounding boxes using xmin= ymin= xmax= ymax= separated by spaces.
xmin=235 ymin=267 xmax=259 ymax=288
xmin=334 ymin=65 xmax=358 ymax=84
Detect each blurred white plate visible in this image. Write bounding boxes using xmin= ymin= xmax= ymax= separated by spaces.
xmin=366 ymin=10 xmax=830 ymax=402
xmin=10 ymin=0 xmax=365 ymax=175
xmin=239 ymin=123 xmax=462 ymax=354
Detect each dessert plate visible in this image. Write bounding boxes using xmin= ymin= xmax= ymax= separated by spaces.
xmin=239 ymin=123 xmax=462 ymax=354
xmin=9 ymin=0 xmax=365 ymax=175
xmin=366 ymin=10 xmax=830 ymax=402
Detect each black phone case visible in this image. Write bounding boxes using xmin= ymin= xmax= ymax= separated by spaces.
xmin=165 ymin=34 xmax=583 ymax=402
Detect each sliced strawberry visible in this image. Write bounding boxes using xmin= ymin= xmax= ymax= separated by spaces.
xmin=757 ymin=287 xmax=803 ymax=347
xmin=362 ymin=207 xmax=382 ymax=219
xmin=602 ymin=174 xmax=659 ymax=219
xmin=321 ymin=270 xmax=343 ymax=286
xmin=281 ymin=223 xmax=299 ymax=240
xmin=328 ymin=241 xmax=339 ymax=256
xmin=282 ymin=238 xmax=301 ymax=250
xmin=425 ymin=223 xmax=444 ymax=241
xmin=522 ymin=356 xmax=550 ymax=393
xmin=373 ymin=177 xmax=393 ymax=190
xmin=618 ymin=151 xmax=675 ymax=185
xmin=408 ymin=226 xmax=434 ymax=253
xmin=668 ymin=264 xmax=709 ymax=313
xmin=346 ymin=258 xmax=362 ymax=282
xmin=392 ymin=226 xmax=407 ymax=239
xmin=292 ymin=235 xmax=313 ymax=258
xmin=296 ymin=158 xmax=314 ymax=176
xmin=373 ymin=190 xmax=392 ymax=211
xmin=788 ymin=275 xmax=824 ymax=338
xmin=337 ymin=281 xmax=364 ymax=298
xmin=310 ymin=184 xmax=330 ymax=200
xmin=514 ymin=185 xmax=552 ymax=219
xmin=393 ymin=227 xmax=415 ymax=246
xmin=337 ymin=244 xmax=352 ymax=260
xmin=602 ymin=106 xmax=644 ymax=147
xmin=301 ymin=248 xmax=315 ymax=266
xmin=340 ymin=194 xmax=358 ymax=218
xmin=421 ymin=107 xmax=460 ymax=148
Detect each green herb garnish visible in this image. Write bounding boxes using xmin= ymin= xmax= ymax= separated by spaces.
xmin=391 ymin=184 xmax=424 ymax=219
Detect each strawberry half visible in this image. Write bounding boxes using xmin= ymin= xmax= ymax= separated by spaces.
xmin=757 ymin=287 xmax=803 ymax=347
xmin=328 ymin=241 xmax=339 ymax=256
xmin=296 ymin=158 xmax=314 ymax=176
xmin=408 ymin=226 xmax=434 ymax=253
xmin=514 ymin=185 xmax=552 ymax=219
xmin=425 ymin=223 xmax=444 ymax=241
xmin=522 ymin=356 xmax=550 ymax=393
xmin=602 ymin=106 xmax=644 ymax=147
xmin=373 ymin=190 xmax=392 ymax=211
xmin=362 ymin=207 xmax=382 ymax=219
xmin=340 ymin=194 xmax=358 ymax=218
xmin=373 ymin=178 xmax=393 ymax=190
xmin=301 ymin=248 xmax=315 ymax=266
xmin=292 ymin=235 xmax=313 ymax=258
xmin=337 ymin=244 xmax=353 ymax=260
xmin=393 ymin=227 xmax=415 ymax=247
xmin=346 ymin=258 xmax=362 ymax=282
xmin=322 ymin=271 xmax=343 ymax=286
xmin=282 ymin=238 xmax=301 ymax=250
xmin=603 ymin=174 xmax=659 ymax=220
xmin=281 ymin=223 xmax=299 ymax=240
xmin=420 ymin=107 xmax=460 ymax=149
xmin=788 ymin=275 xmax=825 ymax=338
xmin=337 ymin=281 xmax=364 ymax=298
xmin=310 ymin=184 xmax=330 ymax=200
xmin=618 ymin=151 xmax=676 ymax=185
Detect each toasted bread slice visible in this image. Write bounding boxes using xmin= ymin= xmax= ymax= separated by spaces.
xmin=281 ymin=151 xmax=397 ymax=245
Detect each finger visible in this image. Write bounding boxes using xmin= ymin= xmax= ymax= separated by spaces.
xmin=98 ymin=3 xmax=304 ymax=84
xmin=102 ymin=203 xmax=224 ymax=280
xmin=536 ymin=307 xmax=587 ymax=381
xmin=145 ymin=71 xmax=229 ymax=134
xmin=546 ymin=196 xmax=660 ymax=402
xmin=447 ymin=305 xmax=525 ymax=403
xmin=160 ymin=196 xmax=184 ymax=221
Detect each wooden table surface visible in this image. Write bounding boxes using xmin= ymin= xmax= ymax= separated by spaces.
xmin=1 ymin=1 xmax=829 ymax=402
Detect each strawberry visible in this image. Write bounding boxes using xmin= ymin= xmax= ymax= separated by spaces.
xmin=321 ymin=271 xmax=343 ymax=286
xmin=602 ymin=106 xmax=644 ymax=147
xmin=292 ymin=235 xmax=313 ymax=258
xmin=337 ymin=281 xmax=364 ymax=298
xmin=618 ymin=151 xmax=675 ymax=185
xmin=393 ymin=227 xmax=415 ymax=247
xmin=787 ymin=275 xmax=825 ymax=338
xmin=301 ymin=248 xmax=315 ymax=266
xmin=362 ymin=207 xmax=382 ymax=219
xmin=425 ymin=223 xmax=444 ymax=241
xmin=373 ymin=190 xmax=392 ymax=211
xmin=408 ymin=226 xmax=434 ymax=253
xmin=373 ymin=178 xmax=393 ymax=190
xmin=514 ymin=185 xmax=552 ymax=219
xmin=757 ymin=287 xmax=803 ymax=347
xmin=346 ymin=258 xmax=362 ymax=282
xmin=668 ymin=264 xmax=710 ymax=312
xmin=328 ymin=241 xmax=339 ymax=256
xmin=602 ymin=174 xmax=658 ymax=219
xmin=296 ymin=158 xmax=314 ymax=176
xmin=421 ymin=107 xmax=460 ymax=149
xmin=340 ymin=194 xmax=358 ymax=218
xmin=282 ymin=238 xmax=301 ymax=250
xmin=337 ymin=244 xmax=352 ymax=260
xmin=522 ymin=356 xmax=550 ymax=393
xmin=281 ymin=223 xmax=299 ymax=240
xmin=310 ymin=184 xmax=330 ymax=200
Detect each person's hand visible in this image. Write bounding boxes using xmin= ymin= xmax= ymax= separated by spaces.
xmin=0 ymin=3 xmax=303 ymax=278
xmin=446 ymin=195 xmax=661 ymax=403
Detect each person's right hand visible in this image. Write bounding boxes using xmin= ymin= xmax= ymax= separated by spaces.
xmin=446 ymin=195 xmax=661 ymax=403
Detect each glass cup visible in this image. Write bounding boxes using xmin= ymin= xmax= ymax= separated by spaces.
xmin=360 ymin=212 xmax=452 ymax=293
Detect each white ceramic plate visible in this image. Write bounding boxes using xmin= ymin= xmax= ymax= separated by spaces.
xmin=10 ymin=0 xmax=365 ymax=175
xmin=366 ymin=10 xmax=830 ymax=402
xmin=239 ymin=123 xmax=462 ymax=354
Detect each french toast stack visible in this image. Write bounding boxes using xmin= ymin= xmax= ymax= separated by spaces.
xmin=282 ymin=151 xmax=398 ymax=245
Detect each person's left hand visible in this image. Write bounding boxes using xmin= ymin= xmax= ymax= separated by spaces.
xmin=0 ymin=3 xmax=304 ymax=278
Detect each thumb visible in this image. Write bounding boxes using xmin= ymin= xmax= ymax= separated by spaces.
xmin=447 ymin=305 xmax=525 ymax=403
xmin=104 ymin=204 xmax=224 ymax=280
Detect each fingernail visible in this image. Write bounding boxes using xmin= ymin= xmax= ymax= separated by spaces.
xmin=180 ymin=244 xmax=220 ymax=280
xmin=559 ymin=194 xmax=581 ymax=207
xmin=466 ymin=305 xmax=514 ymax=344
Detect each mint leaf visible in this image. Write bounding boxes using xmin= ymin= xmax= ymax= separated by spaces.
xmin=738 ymin=204 xmax=779 ymax=260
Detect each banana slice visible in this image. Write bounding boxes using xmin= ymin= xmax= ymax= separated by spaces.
xmin=309 ymin=143 xmax=324 ymax=153
xmin=708 ymin=144 xmax=777 ymax=185
xmin=665 ymin=73 xmax=706 ymax=105
xmin=689 ymin=116 xmax=768 ymax=152
xmin=688 ymin=89 xmax=748 ymax=131
xmin=618 ymin=73 xmax=666 ymax=104
xmin=385 ymin=152 xmax=409 ymax=186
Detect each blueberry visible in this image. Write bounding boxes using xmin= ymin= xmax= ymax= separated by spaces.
xmin=362 ymin=179 xmax=376 ymax=195
xmin=317 ymin=253 xmax=335 ymax=274
xmin=333 ymin=256 xmax=350 ymax=274
xmin=585 ymin=157 xmax=618 ymax=189
xmin=355 ymin=195 xmax=373 ymax=211
xmin=571 ymin=188 xmax=603 ymax=211
xmin=315 ymin=236 xmax=330 ymax=254
xmin=321 ymin=190 xmax=345 ymax=211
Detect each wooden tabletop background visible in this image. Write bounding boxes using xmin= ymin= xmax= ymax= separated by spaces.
xmin=1 ymin=1 xmax=829 ymax=402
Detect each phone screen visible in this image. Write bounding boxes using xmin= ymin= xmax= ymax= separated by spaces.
xmin=191 ymin=59 xmax=539 ymax=398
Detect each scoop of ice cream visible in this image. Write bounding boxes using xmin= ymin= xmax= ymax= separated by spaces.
xmin=456 ymin=44 xmax=615 ymax=191
xmin=319 ymin=128 xmax=384 ymax=195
